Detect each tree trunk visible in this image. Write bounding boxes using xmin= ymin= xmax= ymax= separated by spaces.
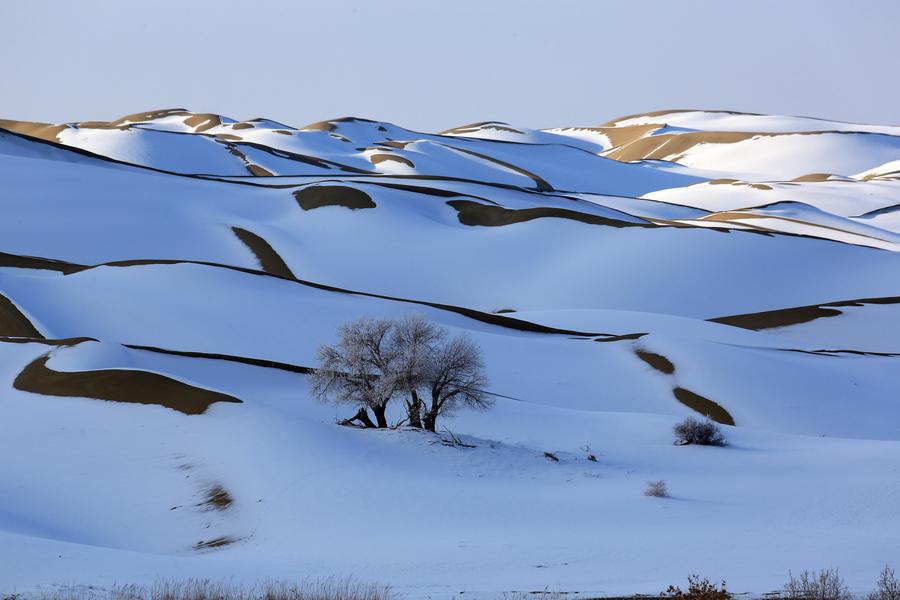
xmin=340 ymin=407 xmax=376 ymax=428
xmin=423 ymin=411 xmax=437 ymax=432
xmin=371 ymin=404 xmax=388 ymax=428
xmin=407 ymin=389 xmax=423 ymax=428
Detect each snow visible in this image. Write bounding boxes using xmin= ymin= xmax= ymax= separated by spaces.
xmin=1 ymin=109 xmax=899 ymax=597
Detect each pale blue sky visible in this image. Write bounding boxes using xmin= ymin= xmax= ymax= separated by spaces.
xmin=3 ymin=0 xmax=899 ymax=131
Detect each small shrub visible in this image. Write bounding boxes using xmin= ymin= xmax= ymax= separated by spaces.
xmin=674 ymin=416 xmax=727 ymax=446
xmin=580 ymin=444 xmax=598 ymax=462
xmin=868 ymin=565 xmax=900 ymax=600
xmin=784 ymin=568 xmax=852 ymax=600
xmin=645 ymin=479 xmax=668 ymax=497
xmin=660 ymin=575 xmax=730 ymax=600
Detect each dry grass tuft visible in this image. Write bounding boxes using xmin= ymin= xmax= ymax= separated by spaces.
xmin=645 ymin=480 xmax=669 ymax=498
xmin=9 ymin=578 xmax=395 ymax=600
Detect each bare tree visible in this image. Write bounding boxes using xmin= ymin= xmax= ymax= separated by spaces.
xmin=421 ymin=333 xmax=491 ymax=432
xmin=390 ymin=314 xmax=445 ymax=429
xmin=311 ymin=315 xmax=492 ymax=432
xmin=309 ymin=317 xmax=400 ymax=428
xmin=783 ymin=569 xmax=852 ymax=600
xmin=868 ymin=565 xmax=900 ymax=600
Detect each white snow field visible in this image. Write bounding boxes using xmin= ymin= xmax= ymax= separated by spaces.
xmin=0 ymin=109 xmax=899 ymax=598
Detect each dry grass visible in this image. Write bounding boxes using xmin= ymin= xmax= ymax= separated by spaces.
xmin=645 ymin=480 xmax=669 ymax=498
xmin=6 ymin=578 xmax=394 ymax=600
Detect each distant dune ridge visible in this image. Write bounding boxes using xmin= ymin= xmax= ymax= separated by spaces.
xmin=1 ymin=108 xmax=899 ymax=596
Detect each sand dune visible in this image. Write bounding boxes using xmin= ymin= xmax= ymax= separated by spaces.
xmin=2 ymin=107 xmax=900 ymax=595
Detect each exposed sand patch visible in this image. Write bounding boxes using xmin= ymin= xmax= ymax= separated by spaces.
xmin=14 ymin=354 xmax=242 ymax=415
xmin=0 ymin=119 xmax=69 ymax=142
xmin=635 ymin=349 xmax=675 ymax=374
xmin=294 ymin=185 xmax=376 ymax=210
xmin=601 ymin=108 xmax=707 ymax=126
xmin=552 ymin=123 xmax=663 ymax=148
xmin=447 ymin=199 xmax=652 ymax=228
xmin=183 ymin=113 xmax=222 ymax=133
xmin=1 ymin=249 xmax=614 ymax=338
xmin=709 ymin=295 xmax=900 ymax=330
xmin=594 ymin=332 xmax=648 ymax=342
xmin=791 ymin=173 xmax=836 ymax=182
xmin=111 ymin=108 xmax=190 ymax=124
xmin=440 ymin=122 xmax=524 ymax=135
xmin=370 ymin=154 xmax=415 ymax=168
xmin=441 ymin=144 xmax=553 ymax=191
xmin=0 ymin=292 xmax=42 ymax=338
xmin=0 ymin=336 xmax=95 ymax=347
xmin=193 ymin=536 xmax=236 ymax=551
xmin=199 ymin=484 xmax=234 ymax=511
xmin=231 ymin=140 xmax=371 ymax=174
xmin=231 ymin=227 xmax=295 ymax=279
xmin=126 ymin=344 xmax=313 ymax=374
xmin=368 ymin=181 xmax=464 ymax=198
xmin=0 ymin=251 xmax=87 ymax=274
xmin=245 ymin=164 xmax=274 ymax=177
xmin=673 ymin=387 xmax=735 ymax=425
xmin=604 ymin=131 xmax=759 ymax=162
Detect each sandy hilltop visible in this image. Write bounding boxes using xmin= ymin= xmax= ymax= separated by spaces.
xmin=1 ymin=108 xmax=899 ymax=597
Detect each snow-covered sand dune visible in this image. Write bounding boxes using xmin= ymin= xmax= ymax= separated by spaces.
xmin=1 ymin=109 xmax=899 ymax=597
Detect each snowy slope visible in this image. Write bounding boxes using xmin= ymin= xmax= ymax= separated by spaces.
xmin=1 ymin=110 xmax=899 ymax=597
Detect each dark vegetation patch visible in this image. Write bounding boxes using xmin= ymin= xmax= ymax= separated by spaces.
xmin=635 ymin=349 xmax=675 ymax=374
xmin=231 ymin=227 xmax=295 ymax=278
xmin=710 ymin=296 xmax=900 ymax=330
xmin=672 ymin=387 xmax=734 ymax=426
xmin=0 ymin=292 xmax=42 ymax=338
xmin=14 ymin=354 xmax=242 ymax=415
xmin=447 ymin=200 xmax=653 ymax=228
xmin=294 ymin=185 xmax=376 ymax=210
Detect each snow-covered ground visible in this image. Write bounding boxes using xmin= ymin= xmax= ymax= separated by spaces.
xmin=1 ymin=109 xmax=899 ymax=597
